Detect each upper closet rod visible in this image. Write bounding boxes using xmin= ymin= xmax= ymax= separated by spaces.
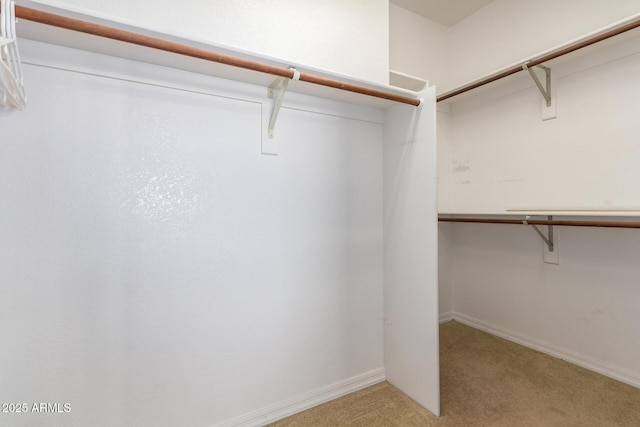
xmin=437 ymin=15 xmax=640 ymax=103
xmin=439 ymin=217 xmax=640 ymax=229
xmin=13 ymin=5 xmax=421 ymax=107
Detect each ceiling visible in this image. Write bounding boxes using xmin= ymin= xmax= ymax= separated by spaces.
xmin=390 ymin=0 xmax=494 ymax=27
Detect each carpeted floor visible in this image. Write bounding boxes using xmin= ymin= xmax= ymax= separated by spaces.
xmin=269 ymin=321 xmax=640 ymax=426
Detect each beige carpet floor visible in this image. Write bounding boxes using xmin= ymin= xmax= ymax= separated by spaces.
xmin=269 ymin=321 xmax=640 ymax=426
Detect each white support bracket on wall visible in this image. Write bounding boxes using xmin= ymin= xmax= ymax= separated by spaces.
xmin=522 ymin=62 xmax=557 ymax=120
xmin=522 ymin=62 xmax=551 ymax=106
xmin=267 ymin=76 xmax=288 ymax=139
xmin=262 ymin=67 xmax=300 ymax=156
xmin=523 ymin=215 xmax=559 ymax=264
xmin=267 ymin=66 xmax=300 ymax=139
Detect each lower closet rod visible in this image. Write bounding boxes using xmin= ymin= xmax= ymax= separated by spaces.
xmin=439 ymin=217 xmax=640 ymax=229
xmin=12 ymin=5 xmax=421 ymax=107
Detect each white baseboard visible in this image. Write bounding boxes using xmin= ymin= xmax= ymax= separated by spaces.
xmin=451 ymin=312 xmax=640 ymax=390
xmin=439 ymin=311 xmax=454 ymax=324
xmin=213 ymin=368 xmax=386 ymax=427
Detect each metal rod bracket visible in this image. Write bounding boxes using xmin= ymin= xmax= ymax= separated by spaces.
xmin=522 ymin=62 xmax=551 ymax=107
xmin=267 ymin=77 xmax=288 ymax=139
xmin=523 ymin=215 xmax=554 ymax=251
xmin=267 ymin=67 xmax=299 ymax=139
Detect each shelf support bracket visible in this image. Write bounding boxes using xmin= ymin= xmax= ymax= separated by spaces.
xmin=522 ymin=215 xmax=554 ymax=252
xmin=267 ymin=67 xmax=300 ymax=139
xmin=522 ymin=62 xmax=551 ymax=107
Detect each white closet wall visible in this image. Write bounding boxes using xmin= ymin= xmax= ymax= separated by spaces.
xmin=446 ymin=31 xmax=640 ymax=388
xmin=391 ymin=0 xmax=640 ymax=389
xmin=0 ymin=40 xmax=385 ymax=427
xmin=391 ymin=0 xmax=640 ymax=96
xmin=1 ymin=3 xmax=440 ymax=426
xmin=389 ymin=5 xmax=450 ymax=90
xmin=447 ymin=0 xmax=640 ymax=93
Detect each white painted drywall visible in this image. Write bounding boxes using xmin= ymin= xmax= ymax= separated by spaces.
xmin=445 ymin=31 xmax=640 ymax=388
xmin=389 ymin=4 xmax=450 ymax=90
xmin=390 ymin=0 xmax=640 ymax=95
xmin=437 ymin=3 xmax=640 ymax=388
xmin=24 ymin=0 xmax=389 ymax=84
xmin=390 ymin=0 xmax=640 ymax=344
xmin=451 ymin=223 xmax=640 ymax=387
xmin=447 ymin=0 xmax=640 ymax=92
xmin=0 ymin=40 xmax=386 ymax=426
xmin=384 ymin=86 xmax=440 ymax=416
xmin=447 ymin=33 xmax=640 ymax=213
xmin=391 ymin=0 xmax=640 ymax=387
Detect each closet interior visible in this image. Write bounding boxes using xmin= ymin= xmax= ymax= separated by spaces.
xmin=2 ymin=1 xmax=640 ymax=426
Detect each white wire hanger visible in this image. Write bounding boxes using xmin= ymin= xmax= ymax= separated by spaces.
xmin=0 ymin=0 xmax=26 ymax=110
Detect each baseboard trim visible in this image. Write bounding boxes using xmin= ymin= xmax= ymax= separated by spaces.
xmin=213 ymin=368 xmax=386 ymax=427
xmin=451 ymin=312 xmax=640 ymax=390
xmin=439 ymin=311 xmax=454 ymax=324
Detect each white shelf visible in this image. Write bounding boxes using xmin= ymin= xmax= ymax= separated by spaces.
xmin=439 ymin=211 xmax=640 ymax=218
xmin=389 ymin=69 xmax=428 ymax=91
xmin=15 ymin=1 xmax=419 ymax=110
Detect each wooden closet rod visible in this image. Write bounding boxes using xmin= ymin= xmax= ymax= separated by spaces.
xmin=439 ymin=217 xmax=640 ymax=229
xmin=13 ymin=5 xmax=421 ymax=107
xmin=437 ymin=15 xmax=640 ymax=102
